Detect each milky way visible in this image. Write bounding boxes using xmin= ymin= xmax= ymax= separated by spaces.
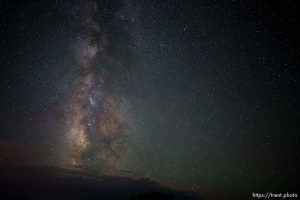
xmin=61 ymin=0 xmax=132 ymax=169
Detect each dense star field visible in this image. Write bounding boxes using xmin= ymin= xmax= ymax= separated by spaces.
xmin=0 ymin=0 xmax=299 ymax=199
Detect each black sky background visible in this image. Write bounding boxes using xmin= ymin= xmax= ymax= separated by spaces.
xmin=0 ymin=0 xmax=299 ymax=198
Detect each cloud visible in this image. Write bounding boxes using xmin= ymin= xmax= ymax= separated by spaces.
xmin=0 ymin=140 xmax=47 ymax=165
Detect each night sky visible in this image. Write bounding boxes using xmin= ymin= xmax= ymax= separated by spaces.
xmin=0 ymin=0 xmax=299 ymax=199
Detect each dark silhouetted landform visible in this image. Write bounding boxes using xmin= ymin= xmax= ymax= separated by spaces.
xmin=0 ymin=164 xmax=201 ymax=200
